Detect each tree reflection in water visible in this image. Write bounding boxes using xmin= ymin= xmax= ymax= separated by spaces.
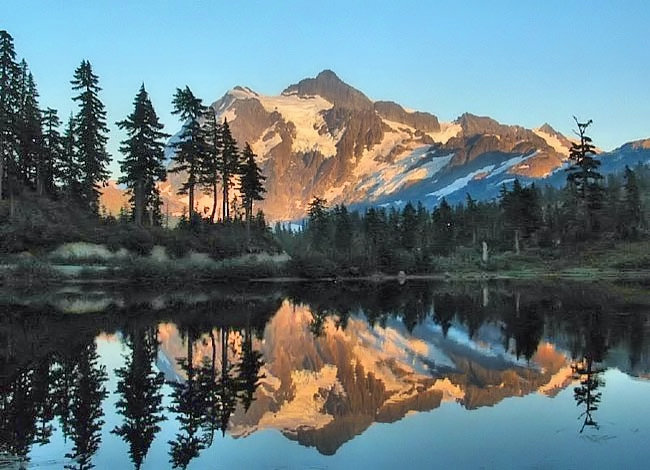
xmin=0 ymin=280 xmax=647 ymax=465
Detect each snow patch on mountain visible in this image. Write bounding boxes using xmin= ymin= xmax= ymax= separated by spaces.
xmin=256 ymin=93 xmax=338 ymax=156
xmin=428 ymin=165 xmax=495 ymax=199
xmin=534 ymin=128 xmax=570 ymax=155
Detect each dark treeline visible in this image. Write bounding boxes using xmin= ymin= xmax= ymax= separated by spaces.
xmin=0 ymin=291 xmax=281 ymax=469
xmin=0 ymin=30 xmax=271 ymax=258
xmin=277 ymin=122 xmax=648 ymax=276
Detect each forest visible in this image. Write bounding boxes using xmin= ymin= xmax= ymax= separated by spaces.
xmin=1 ymin=29 xmax=649 ymax=280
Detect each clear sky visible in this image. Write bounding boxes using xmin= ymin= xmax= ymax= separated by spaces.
xmin=4 ymin=0 xmax=650 ymax=176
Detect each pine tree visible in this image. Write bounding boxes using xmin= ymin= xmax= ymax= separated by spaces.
xmin=219 ymin=118 xmax=239 ymax=221
xmin=170 ymin=86 xmax=205 ymax=220
xmin=622 ymin=165 xmax=642 ymax=239
xmin=16 ymin=62 xmax=44 ymax=191
xmin=0 ymin=30 xmax=20 ymax=201
xmin=59 ymin=113 xmax=83 ymax=200
xmin=117 ymin=84 xmax=169 ymax=226
xmin=566 ymin=118 xmax=603 ymax=234
xmin=200 ymin=106 xmax=222 ymax=223
xmin=238 ymin=142 xmax=265 ymax=236
xmin=41 ymin=107 xmax=63 ymax=196
xmin=71 ymin=60 xmax=111 ymax=213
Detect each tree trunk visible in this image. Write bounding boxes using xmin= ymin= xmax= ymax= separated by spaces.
xmin=188 ymin=183 xmax=195 ymax=220
xmin=222 ymin=182 xmax=229 ymax=222
xmin=210 ymin=180 xmax=217 ymax=224
xmin=134 ymin=179 xmax=144 ymax=226
xmin=514 ymin=229 xmax=520 ymax=255
xmin=0 ymin=142 xmax=4 ymax=201
xmin=246 ymin=203 xmax=252 ymax=249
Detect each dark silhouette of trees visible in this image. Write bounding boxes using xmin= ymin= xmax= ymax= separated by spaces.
xmin=113 ymin=325 xmax=166 ymax=469
xmin=219 ymin=118 xmax=239 ymax=221
xmin=63 ymin=341 xmax=109 ymax=470
xmin=71 ymin=60 xmax=111 ymax=214
xmin=170 ymin=86 xmax=206 ymax=221
xmin=199 ymin=106 xmax=222 ymax=223
xmin=238 ymin=143 xmax=266 ymax=238
xmin=117 ymin=84 xmax=169 ymax=226
xmin=566 ymin=118 xmax=603 ymax=235
xmin=0 ymin=30 xmax=20 ymax=203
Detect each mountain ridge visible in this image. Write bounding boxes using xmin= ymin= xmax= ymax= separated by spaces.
xmin=100 ymin=70 xmax=650 ymax=221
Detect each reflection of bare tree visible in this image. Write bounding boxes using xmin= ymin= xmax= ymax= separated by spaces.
xmin=572 ymin=356 xmax=604 ymax=433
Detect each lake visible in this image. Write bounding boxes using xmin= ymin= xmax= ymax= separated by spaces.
xmin=1 ymin=280 xmax=649 ymax=469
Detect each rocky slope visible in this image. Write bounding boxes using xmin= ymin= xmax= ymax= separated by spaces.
xmin=101 ymin=70 xmax=650 ymax=220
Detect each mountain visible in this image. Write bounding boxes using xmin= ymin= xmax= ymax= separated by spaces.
xmin=101 ymin=70 xmax=650 ymax=220
xmin=157 ymin=300 xmax=574 ymax=455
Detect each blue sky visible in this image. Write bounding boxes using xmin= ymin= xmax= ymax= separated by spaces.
xmin=4 ymin=0 xmax=650 ymax=176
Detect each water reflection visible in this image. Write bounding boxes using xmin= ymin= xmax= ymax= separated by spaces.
xmin=0 ymin=281 xmax=648 ymax=467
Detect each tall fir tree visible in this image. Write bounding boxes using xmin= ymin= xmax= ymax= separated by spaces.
xmin=238 ymin=142 xmax=265 ymax=234
xmin=16 ymin=61 xmax=44 ymax=191
xmin=71 ymin=60 xmax=111 ymax=213
xmin=199 ymin=106 xmax=222 ymax=223
xmin=59 ymin=112 xmax=83 ymax=200
xmin=622 ymin=165 xmax=642 ymax=238
xmin=41 ymin=107 xmax=63 ymax=196
xmin=219 ymin=118 xmax=239 ymax=221
xmin=566 ymin=118 xmax=603 ymax=234
xmin=170 ymin=86 xmax=205 ymax=220
xmin=0 ymin=30 xmax=20 ymax=201
xmin=117 ymin=84 xmax=169 ymax=226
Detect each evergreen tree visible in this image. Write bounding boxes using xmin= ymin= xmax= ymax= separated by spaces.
xmin=0 ymin=30 xmax=20 ymax=201
xmin=566 ymin=118 xmax=603 ymax=234
xmin=117 ymin=84 xmax=169 ymax=226
xmin=41 ymin=108 xmax=63 ymax=196
xmin=307 ymin=196 xmax=330 ymax=252
xmin=219 ymin=118 xmax=240 ymax=221
xmin=16 ymin=60 xmax=43 ymax=190
xmin=622 ymin=165 xmax=642 ymax=238
xmin=71 ymin=60 xmax=111 ymax=213
xmin=59 ymin=113 xmax=83 ymax=200
xmin=199 ymin=106 xmax=222 ymax=223
xmin=170 ymin=86 xmax=205 ymax=220
xmin=238 ymin=142 xmax=265 ymax=236
xmin=333 ymin=204 xmax=352 ymax=261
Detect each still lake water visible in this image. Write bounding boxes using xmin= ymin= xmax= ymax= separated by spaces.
xmin=1 ymin=280 xmax=649 ymax=469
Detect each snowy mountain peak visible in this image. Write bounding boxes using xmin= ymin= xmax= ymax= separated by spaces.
xmin=282 ymin=69 xmax=373 ymax=110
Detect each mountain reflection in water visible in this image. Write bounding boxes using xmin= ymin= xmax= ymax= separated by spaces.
xmin=0 ymin=281 xmax=648 ymax=469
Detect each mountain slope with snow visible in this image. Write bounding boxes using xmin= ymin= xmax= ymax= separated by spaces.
xmin=101 ymin=70 xmax=649 ymax=220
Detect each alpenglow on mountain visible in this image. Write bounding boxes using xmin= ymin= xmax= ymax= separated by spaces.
xmin=102 ymin=70 xmax=650 ymax=220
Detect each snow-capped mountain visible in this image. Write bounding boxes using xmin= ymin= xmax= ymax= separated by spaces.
xmin=157 ymin=300 xmax=573 ymax=455
xmin=101 ymin=70 xmax=650 ymax=220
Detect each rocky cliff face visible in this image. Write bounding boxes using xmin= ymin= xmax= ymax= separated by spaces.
xmin=100 ymin=70 xmax=649 ymax=220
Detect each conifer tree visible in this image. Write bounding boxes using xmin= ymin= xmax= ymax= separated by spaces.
xmin=59 ymin=113 xmax=83 ymax=200
xmin=0 ymin=30 xmax=20 ymax=201
xmin=219 ymin=118 xmax=239 ymax=221
xmin=16 ymin=62 xmax=44 ymax=191
xmin=200 ymin=106 xmax=222 ymax=223
xmin=238 ymin=142 xmax=265 ymax=233
xmin=566 ymin=118 xmax=603 ymax=234
xmin=41 ymin=107 xmax=63 ymax=196
xmin=622 ymin=165 xmax=642 ymax=238
xmin=170 ymin=86 xmax=205 ymax=220
xmin=71 ymin=60 xmax=111 ymax=213
xmin=117 ymin=84 xmax=169 ymax=226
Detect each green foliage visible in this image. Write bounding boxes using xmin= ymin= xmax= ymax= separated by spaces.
xmin=71 ymin=60 xmax=111 ymax=213
xmin=117 ymin=84 xmax=169 ymax=226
